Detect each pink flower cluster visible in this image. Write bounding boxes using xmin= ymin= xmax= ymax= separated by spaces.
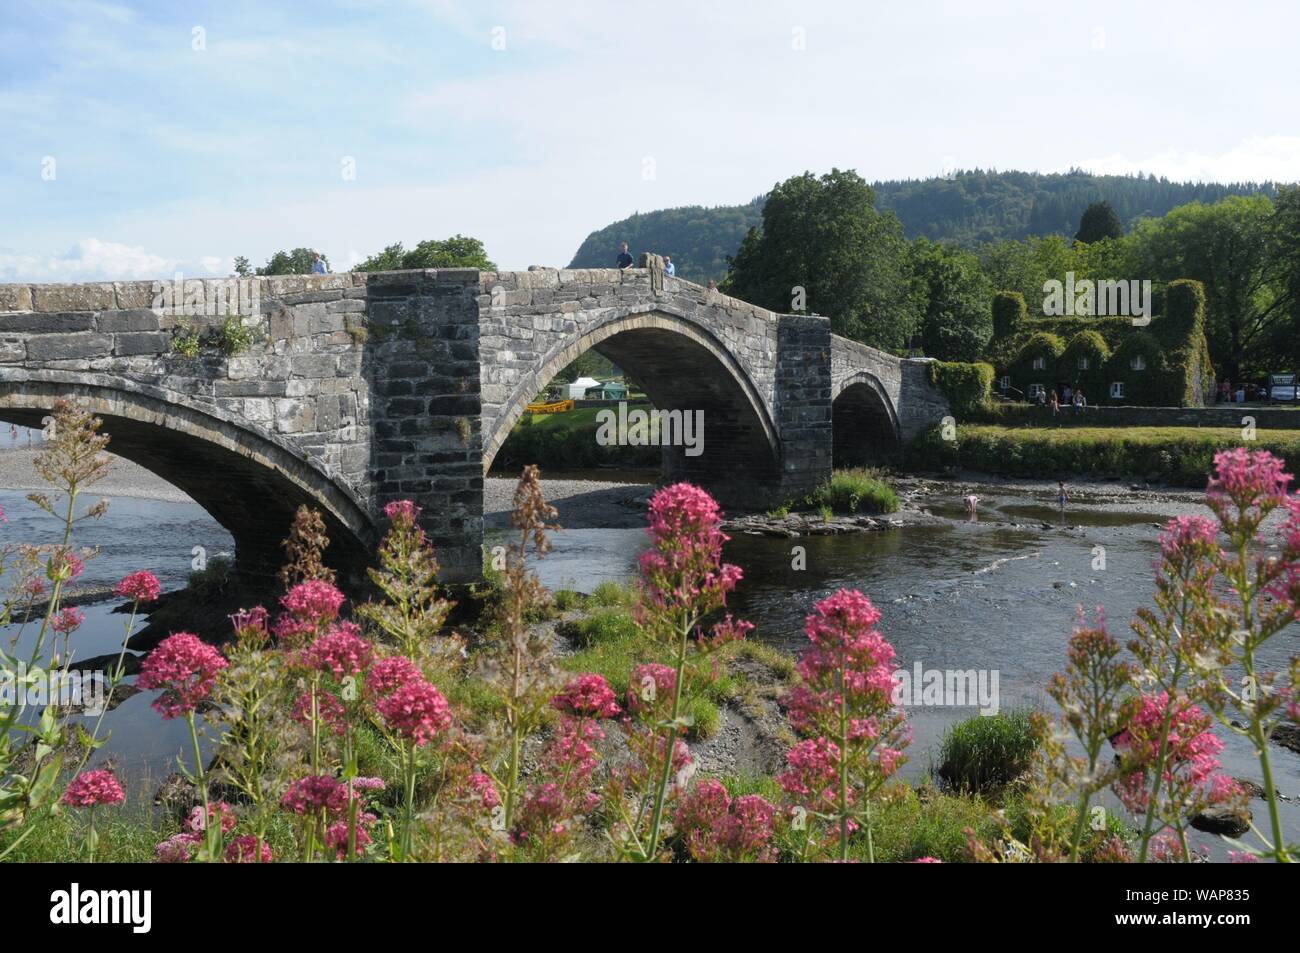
xmin=61 ymin=769 xmax=125 ymax=807
xmin=778 ymin=737 xmax=843 ymax=814
xmin=636 ymin=483 xmax=745 ymax=619
xmin=225 ymin=835 xmax=273 ymax=863
xmin=366 ymin=655 xmax=423 ymax=696
xmin=292 ymin=689 xmax=348 ymax=736
xmin=114 ymin=570 xmax=162 ymax=603
xmin=1206 ymin=447 xmax=1292 ymax=525
xmin=376 ymin=678 xmax=452 ymax=746
xmin=1157 ymin=515 xmax=1220 ymax=565
xmin=136 ymin=632 xmax=228 ymax=719
xmin=384 ymin=499 xmax=421 ymax=523
xmin=303 ymin=621 xmax=373 ymax=678
xmin=281 ymin=775 xmax=351 ymax=816
xmin=51 ymin=606 xmax=83 ymax=635
xmin=786 ymin=589 xmax=899 ymax=736
xmin=674 ymin=779 xmax=777 ymax=862
xmin=274 ymin=579 xmax=346 ymax=644
xmin=551 ymin=673 xmax=621 ymax=719
xmin=628 ymin=662 xmax=677 ymax=716
xmin=1113 ymin=693 xmax=1235 ymax=813
xmin=187 ymin=801 xmax=238 ymax=834
xmin=365 ymin=655 xmax=451 ymax=749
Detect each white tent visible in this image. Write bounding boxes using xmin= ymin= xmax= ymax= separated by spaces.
xmin=567 ymin=377 xmax=602 ymax=400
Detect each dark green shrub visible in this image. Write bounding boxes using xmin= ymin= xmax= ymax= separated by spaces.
xmin=929 ymin=361 xmax=995 ymax=419
xmin=936 ymin=709 xmax=1038 ymax=793
xmin=991 ymin=291 xmax=1026 ymax=340
xmin=804 ymin=468 xmax=899 ymax=514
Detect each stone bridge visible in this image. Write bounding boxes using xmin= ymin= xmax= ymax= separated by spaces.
xmin=0 ymin=264 xmax=948 ymax=583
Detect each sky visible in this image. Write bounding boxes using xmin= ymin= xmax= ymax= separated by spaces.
xmin=1 ymin=0 xmax=1298 ymax=281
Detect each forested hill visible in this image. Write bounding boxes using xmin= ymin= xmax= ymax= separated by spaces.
xmin=568 ymin=170 xmax=1279 ymax=282
xmin=567 ymin=197 xmax=764 ymax=284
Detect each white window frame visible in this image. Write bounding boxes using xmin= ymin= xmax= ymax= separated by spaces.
xmin=1031 ymin=356 xmax=1045 ymax=371
xmin=1130 ymin=355 xmax=1146 ymax=371
xmin=1078 ymin=356 xmax=1090 ymax=370
xmin=1110 ymin=381 xmax=1125 ymax=399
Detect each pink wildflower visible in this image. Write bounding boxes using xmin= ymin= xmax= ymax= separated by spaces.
xmin=154 ymin=832 xmax=200 ymax=863
xmin=136 ymin=632 xmax=228 ymax=719
xmin=281 ymin=775 xmax=350 ymax=816
xmin=304 ymin=622 xmax=373 ymax=678
xmin=376 ymin=678 xmax=452 ymax=746
xmin=384 ymin=499 xmax=421 ymax=523
xmin=552 ymin=673 xmax=621 ymax=719
xmin=225 ymin=835 xmax=273 ymax=863
xmin=292 ymin=690 xmax=347 ymax=735
xmin=186 ymin=800 xmax=237 ymax=834
xmin=61 ymin=769 xmax=125 ymax=807
xmin=51 ymin=606 xmax=83 ymax=635
xmin=115 ymin=570 xmax=162 ymax=603
xmin=366 ymin=655 xmax=423 ymax=697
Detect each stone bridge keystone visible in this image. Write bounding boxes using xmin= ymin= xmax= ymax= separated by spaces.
xmin=0 ymin=266 xmax=949 ymax=583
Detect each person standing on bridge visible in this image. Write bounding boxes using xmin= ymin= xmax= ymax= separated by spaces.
xmin=310 ymin=251 xmax=328 ymax=275
xmin=616 ymin=242 xmax=634 ymax=269
xmin=664 ymin=255 xmax=676 ymax=276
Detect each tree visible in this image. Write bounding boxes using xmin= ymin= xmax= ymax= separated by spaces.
xmin=356 ymin=236 xmax=495 ymax=272
xmin=1075 ymin=201 xmax=1125 ymax=244
xmin=1264 ymin=185 xmax=1300 ymax=371
xmin=722 ymin=169 xmax=918 ymax=349
xmin=1128 ymin=196 xmax=1282 ymax=380
xmin=909 ymin=239 xmax=992 ymax=361
xmin=255 ymin=248 xmax=327 ymax=276
xmin=232 ymin=256 xmax=252 ymax=278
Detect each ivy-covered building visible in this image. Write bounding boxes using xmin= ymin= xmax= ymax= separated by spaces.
xmin=988 ymin=279 xmax=1215 ymax=407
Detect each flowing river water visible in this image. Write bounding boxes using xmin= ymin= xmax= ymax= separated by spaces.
xmin=3 ymin=445 xmax=1298 ymax=860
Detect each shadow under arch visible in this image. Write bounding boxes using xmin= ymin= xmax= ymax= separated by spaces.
xmin=0 ymin=376 xmax=376 ymax=582
xmin=831 ymin=372 xmax=901 ymax=468
xmin=484 ymin=310 xmax=782 ymax=506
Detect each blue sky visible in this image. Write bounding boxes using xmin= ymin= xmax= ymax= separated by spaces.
xmin=2 ymin=0 xmax=1297 ymax=280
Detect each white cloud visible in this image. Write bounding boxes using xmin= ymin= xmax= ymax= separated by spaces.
xmin=1070 ymin=137 xmax=1300 ymax=184
xmin=0 ymin=238 xmax=179 ymax=282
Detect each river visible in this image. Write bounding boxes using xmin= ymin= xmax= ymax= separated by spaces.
xmin=3 ymin=447 xmax=1297 ymax=860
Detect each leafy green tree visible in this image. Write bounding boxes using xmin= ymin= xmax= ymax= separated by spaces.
xmin=232 ymin=255 xmax=252 ymax=277
xmin=1074 ymin=201 xmax=1124 ymax=243
xmin=1128 ymin=196 xmax=1282 ymax=379
xmin=255 ymin=248 xmax=327 ymax=276
xmin=1264 ymin=185 xmax=1300 ymax=371
xmin=910 ymin=239 xmax=992 ymax=361
xmin=356 ymin=236 xmax=495 ymax=272
xmin=722 ymin=169 xmax=919 ymax=349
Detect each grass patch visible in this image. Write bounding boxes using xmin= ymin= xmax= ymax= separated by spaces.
xmin=565 ymin=607 xmax=639 ymax=647
xmin=935 ymin=709 xmax=1038 ymax=794
xmin=910 ymin=422 xmax=1300 ymax=486
xmin=861 ymin=784 xmax=1004 ymax=863
xmin=804 ymin=467 xmax=899 ymax=514
xmin=588 ymin=579 xmax=635 ymax=608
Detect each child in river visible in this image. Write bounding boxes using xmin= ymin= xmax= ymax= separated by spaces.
xmin=1057 ymin=481 xmax=1069 ymax=510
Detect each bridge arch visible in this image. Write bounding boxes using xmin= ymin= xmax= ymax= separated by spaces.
xmin=0 ymin=374 xmax=376 ymax=581
xmin=831 ymin=371 xmax=901 ymax=467
xmin=483 ymin=309 xmax=782 ymax=504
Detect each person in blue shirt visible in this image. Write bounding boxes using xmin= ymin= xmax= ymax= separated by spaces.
xmin=616 ymin=242 xmax=633 ymax=269
xmin=310 ymin=251 xmax=328 ymax=275
xmin=664 ymin=255 xmax=676 ymax=276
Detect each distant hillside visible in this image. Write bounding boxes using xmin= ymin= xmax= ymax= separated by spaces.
xmin=567 ymin=198 xmax=763 ymax=284
xmin=568 ymin=170 xmax=1280 ymax=280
